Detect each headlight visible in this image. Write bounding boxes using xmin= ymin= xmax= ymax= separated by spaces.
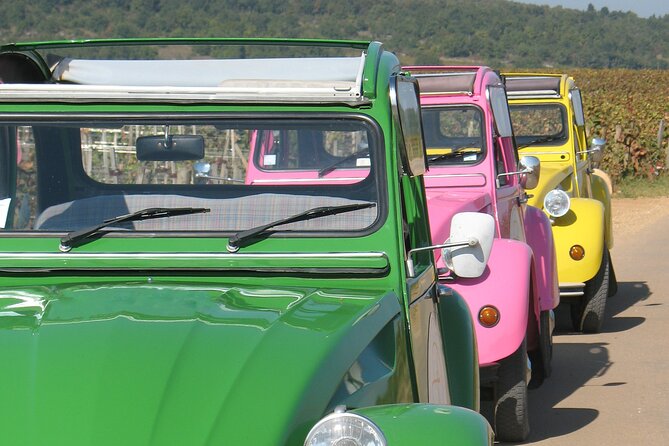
xmin=543 ymin=189 xmax=570 ymax=218
xmin=305 ymin=411 xmax=386 ymax=446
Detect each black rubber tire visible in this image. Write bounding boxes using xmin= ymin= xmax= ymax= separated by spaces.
xmin=494 ymin=341 xmax=530 ymax=442
xmin=572 ymin=249 xmax=610 ymax=333
xmin=529 ymin=309 xmax=553 ymax=389
xmin=539 ymin=310 xmax=553 ymax=378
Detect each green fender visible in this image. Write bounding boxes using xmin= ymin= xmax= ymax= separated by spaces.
xmin=353 ymin=404 xmax=493 ymax=445
xmin=437 ymin=284 xmax=479 ymax=412
xmin=591 ymin=169 xmax=614 ymax=249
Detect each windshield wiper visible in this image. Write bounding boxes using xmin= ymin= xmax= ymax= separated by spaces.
xmin=59 ymin=207 xmax=210 ymax=252
xmin=318 ymin=147 xmax=370 ymax=177
xmin=428 ymin=144 xmax=480 ymax=163
xmin=226 ymin=202 xmax=376 ymax=252
xmin=516 ymin=135 xmax=563 ymax=149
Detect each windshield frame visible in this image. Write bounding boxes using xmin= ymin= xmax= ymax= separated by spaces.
xmin=0 ymin=111 xmax=389 ymax=240
xmin=420 ymin=104 xmax=487 ymax=168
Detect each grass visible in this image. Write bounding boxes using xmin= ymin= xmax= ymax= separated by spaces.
xmin=613 ymin=175 xmax=669 ymax=198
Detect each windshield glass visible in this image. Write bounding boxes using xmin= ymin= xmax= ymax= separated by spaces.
xmin=509 ymin=104 xmax=568 ymax=147
xmin=2 ymin=117 xmax=382 ymax=234
xmin=420 ymin=106 xmax=485 ymax=165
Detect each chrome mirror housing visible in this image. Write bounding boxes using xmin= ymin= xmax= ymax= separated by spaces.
xmin=590 ymin=137 xmax=606 ymax=164
xmin=518 ymin=155 xmax=540 ymax=189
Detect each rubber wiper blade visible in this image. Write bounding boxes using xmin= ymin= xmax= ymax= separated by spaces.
xmin=226 ymin=202 xmax=376 ymax=252
xmin=516 ymin=135 xmax=562 ymax=149
xmin=59 ymin=207 xmax=210 ymax=252
xmin=318 ymin=147 xmax=369 ymax=177
xmin=427 ymin=144 xmax=479 ymax=163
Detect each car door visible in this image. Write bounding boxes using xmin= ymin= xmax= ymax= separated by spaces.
xmin=488 ymin=85 xmax=525 ymax=241
xmin=569 ymin=88 xmax=591 ymax=197
xmin=392 ymin=75 xmax=451 ymax=405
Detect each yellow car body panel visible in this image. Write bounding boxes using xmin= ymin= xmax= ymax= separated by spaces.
xmin=591 ymin=169 xmax=614 ymax=250
xmin=525 ymin=161 xmax=574 ymax=209
xmin=550 ymin=198 xmax=605 ymax=283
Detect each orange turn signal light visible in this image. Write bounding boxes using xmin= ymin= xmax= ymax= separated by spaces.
xmin=478 ymin=306 xmax=500 ymax=327
xmin=569 ymin=245 xmax=585 ymax=260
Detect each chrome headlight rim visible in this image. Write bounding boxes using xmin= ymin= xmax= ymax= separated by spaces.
xmin=543 ymin=188 xmax=571 ymax=218
xmin=304 ymin=410 xmax=387 ymax=446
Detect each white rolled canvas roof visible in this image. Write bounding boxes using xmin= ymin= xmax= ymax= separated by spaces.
xmin=52 ymin=56 xmax=364 ymax=87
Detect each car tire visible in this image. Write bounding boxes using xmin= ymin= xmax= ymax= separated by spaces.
xmin=529 ymin=309 xmax=553 ymax=389
xmin=494 ymin=340 xmax=530 ymax=442
xmin=572 ymin=248 xmax=610 ymax=333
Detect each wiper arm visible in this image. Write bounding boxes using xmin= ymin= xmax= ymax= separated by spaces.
xmin=59 ymin=207 xmax=210 ymax=252
xmin=428 ymin=144 xmax=479 ymax=163
xmin=516 ymin=135 xmax=562 ymax=149
xmin=318 ymin=147 xmax=369 ymax=177
xmin=227 ymin=202 xmax=376 ymax=252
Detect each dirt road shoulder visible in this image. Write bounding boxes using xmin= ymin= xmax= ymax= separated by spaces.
xmin=612 ymin=196 xmax=669 ymax=240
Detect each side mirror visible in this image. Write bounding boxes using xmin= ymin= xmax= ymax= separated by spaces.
xmin=390 ymin=76 xmax=427 ymax=177
xmin=590 ymin=137 xmax=606 ymax=164
xmin=442 ymin=212 xmax=495 ymax=278
xmin=518 ymin=155 xmax=541 ymax=189
xmin=194 ymin=161 xmax=211 ymax=176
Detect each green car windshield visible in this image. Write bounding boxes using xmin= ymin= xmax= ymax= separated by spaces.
xmin=509 ymin=104 xmax=568 ymax=147
xmin=421 ymin=106 xmax=485 ymax=165
xmin=2 ymin=117 xmax=382 ymax=235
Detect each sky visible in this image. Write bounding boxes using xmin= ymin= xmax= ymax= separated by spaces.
xmin=511 ymin=0 xmax=669 ymax=18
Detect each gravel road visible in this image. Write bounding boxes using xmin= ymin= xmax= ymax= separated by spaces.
xmin=517 ymin=197 xmax=669 ymax=445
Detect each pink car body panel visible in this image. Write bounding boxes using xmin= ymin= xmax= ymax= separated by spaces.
xmin=407 ymin=65 xmax=559 ymax=368
xmin=445 ymin=238 xmax=532 ymax=365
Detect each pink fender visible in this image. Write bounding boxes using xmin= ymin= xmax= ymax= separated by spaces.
xmin=445 ymin=238 xmax=532 ymax=366
xmin=523 ymin=205 xmax=560 ymax=312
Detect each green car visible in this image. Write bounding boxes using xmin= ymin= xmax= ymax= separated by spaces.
xmin=0 ymin=38 xmax=494 ymax=445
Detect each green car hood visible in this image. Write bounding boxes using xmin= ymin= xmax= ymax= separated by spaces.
xmin=0 ymin=280 xmax=401 ymax=445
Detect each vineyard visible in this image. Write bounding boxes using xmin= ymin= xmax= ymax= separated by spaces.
xmin=565 ymin=69 xmax=669 ymax=186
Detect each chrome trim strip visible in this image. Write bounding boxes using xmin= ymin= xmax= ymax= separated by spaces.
xmin=560 ymin=291 xmax=585 ymax=297
xmin=560 ymin=282 xmax=585 ymax=297
xmin=560 ymin=282 xmax=585 ymax=288
xmin=0 ymin=84 xmax=369 ymax=104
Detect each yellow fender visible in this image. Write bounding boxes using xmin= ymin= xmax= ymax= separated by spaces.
xmin=591 ymin=168 xmax=614 ymax=250
xmin=550 ymin=198 xmax=605 ymax=284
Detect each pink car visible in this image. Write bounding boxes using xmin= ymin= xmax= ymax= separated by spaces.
xmin=406 ymin=66 xmax=559 ymax=442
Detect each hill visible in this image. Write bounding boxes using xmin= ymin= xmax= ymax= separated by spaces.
xmin=0 ymin=0 xmax=668 ymax=69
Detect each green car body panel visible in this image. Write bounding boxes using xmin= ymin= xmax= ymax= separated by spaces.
xmin=0 ymin=39 xmax=490 ymax=445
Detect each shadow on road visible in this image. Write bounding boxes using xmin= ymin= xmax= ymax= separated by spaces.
xmin=510 ymin=281 xmax=650 ymax=444
xmin=516 ymin=342 xmax=611 ymax=444
xmin=554 ymin=281 xmax=650 ymax=334
xmin=604 ymin=281 xmax=651 ymax=333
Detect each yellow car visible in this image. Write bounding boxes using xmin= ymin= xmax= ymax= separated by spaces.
xmin=504 ymin=73 xmax=617 ymax=333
